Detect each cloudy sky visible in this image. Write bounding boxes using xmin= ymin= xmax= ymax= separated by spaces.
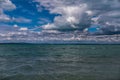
xmin=0 ymin=0 xmax=120 ymax=43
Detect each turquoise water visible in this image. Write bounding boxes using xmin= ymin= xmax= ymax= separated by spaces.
xmin=0 ymin=44 xmax=120 ymax=80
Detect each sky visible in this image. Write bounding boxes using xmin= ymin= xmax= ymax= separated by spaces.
xmin=0 ymin=0 xmax=120 ymax=43
xmin=0 ymin=0 xmax=56 ymax=29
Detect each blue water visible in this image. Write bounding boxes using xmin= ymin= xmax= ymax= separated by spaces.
xmin=0 ymin=44 xmax=120 ymax=80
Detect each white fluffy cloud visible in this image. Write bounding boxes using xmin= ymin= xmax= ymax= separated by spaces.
xmin=35 ymin=0 xmax=91 ymax=30
xmin=0 ymin=0 xmax=32 ymax=23
xmin=0 ymin=0 xmax=16 ymax=10
xmin=0 ymin=0 xmax=16 ymax=22
xmin=35 ymin=0 xmax=120 ymax=34
xmin=0 ymin=14 xmax=10 ymax=21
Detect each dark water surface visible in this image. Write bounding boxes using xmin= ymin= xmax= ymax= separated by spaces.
xmin=0 ymin=44 xmax=120 ymax=80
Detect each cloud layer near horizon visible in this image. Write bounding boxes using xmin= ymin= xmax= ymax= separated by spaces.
xmin=35 ymin=0 xmax=120 ymax=34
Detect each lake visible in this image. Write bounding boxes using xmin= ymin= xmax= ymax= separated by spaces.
xmin=0 ymin=44 xmax=120 ymax=80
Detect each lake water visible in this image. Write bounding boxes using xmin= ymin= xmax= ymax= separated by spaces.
xmin=0 ymin=44 xmax=120 ymax=80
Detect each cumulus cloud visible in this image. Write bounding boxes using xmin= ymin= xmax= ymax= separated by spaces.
xmin=0 ymin=0 xmax=31 ymax=23
xmin=35 ymin=0 xmax=120 ymax=35
xmin=19 ymin=27 xmax=28 ymax=31
xmin=0 ymin=14 xmax=10 ymax=21
xmin=35 ymin=0 xmax=91 ymax=30
xmin=0 ymin=0 xmax=16 ymax=22
xmin=0 ymin=0 xmax=16 ymax=10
